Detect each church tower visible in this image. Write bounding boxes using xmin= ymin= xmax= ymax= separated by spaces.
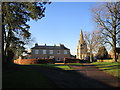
xmin=77 ymin=30 xmax=87 ymax=60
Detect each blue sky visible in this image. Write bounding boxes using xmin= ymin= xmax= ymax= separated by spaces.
xmin=27 ymin=2 xmax=97 ymax=55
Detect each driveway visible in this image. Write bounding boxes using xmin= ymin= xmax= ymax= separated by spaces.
xmin=69 ymin=63 xmax=120 ymax=87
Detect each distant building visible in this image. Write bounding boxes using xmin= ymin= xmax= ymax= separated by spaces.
xmin=109 ymin=47 xmax=120 ymax=60
xmin=31 ymin=43 xmax=74 ymax=62
xmin=77 ymin=30 xmax=87 ymax=60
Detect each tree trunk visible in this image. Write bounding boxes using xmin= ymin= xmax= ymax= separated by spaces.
xmin=112 ymin=47 xmax=117 ymax=62
xmin=90 ymin=48 xmax=93 ymax=63
xmin=2 ymin=3 xmax=6 ymax=65
xmin=112 ymin=25 xmax=117 ymax=62
xmin=2 ymin=2 xmax=13 ymax=64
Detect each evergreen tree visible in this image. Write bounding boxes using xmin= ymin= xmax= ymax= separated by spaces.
xmin=2 ymin=2 xmax=50 ymax=64
xmin=97 ymin=46 xmax=108 ymax=59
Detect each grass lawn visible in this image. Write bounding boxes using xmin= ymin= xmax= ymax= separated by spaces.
xmin=3 ymin=63 xmax=74 ymax=88
xmin=3 ymin=63 xmax=83 ymax=88
xmin=65 ymin=63 xmax=82 ymax=66
xmin=92 ymin=62 xmax=120 ymax=78
xmin=3 ymin=64 xmax=58 ymax=88
xmin=24 ymin=63 xmax=82 ymax=70
xmin=25 ymin=63 xmax=72 ymax=70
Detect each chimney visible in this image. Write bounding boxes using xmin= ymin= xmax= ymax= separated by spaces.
xmin=45 ymin=43 xmax=46 ymax=46
xmin=35 ymin=43 xmax=38 ymax=47
xmin=60 ymin=43 xmax=64 ymax=47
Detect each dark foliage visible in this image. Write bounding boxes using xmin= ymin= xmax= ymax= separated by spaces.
xmin=2 ymin=2 xmax=50 ymax=64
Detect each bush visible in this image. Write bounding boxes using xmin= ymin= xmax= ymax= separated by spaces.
xmin=64 ymin=58 xmax=80 ymax=63
xmin=14 ymin=58 xmax=55 ymax=64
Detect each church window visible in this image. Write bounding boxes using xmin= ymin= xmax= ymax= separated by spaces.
xmin=81 ymin=44 xmax=82 ymax=47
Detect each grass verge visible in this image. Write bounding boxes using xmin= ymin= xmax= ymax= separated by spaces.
xmin=92 ymin=62 xmax=120 ymax=78
xmin=25 ymin=64 xmax=72 ymax=70
xmin=24 ymin=63 xmax=82 ymax=70
xmin=65 ymin=63 xmax=82 ymax=66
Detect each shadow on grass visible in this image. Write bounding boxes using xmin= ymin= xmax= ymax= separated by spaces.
xmin=93 ymin=63 xmax=120 ymax=70
xmin=3 ymin=63 xmax=115 ymax=88
xmin=3 ymin=64 xmax=58 ymax=88
xmin=101 ymin=65 xmax=120 ymax=70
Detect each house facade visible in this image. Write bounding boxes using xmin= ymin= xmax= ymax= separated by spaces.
xmin=31 ymin=43 xmax=72 ymax=62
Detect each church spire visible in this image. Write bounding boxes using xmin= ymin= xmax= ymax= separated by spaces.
xmin=80 ymin=29 xmax=84 ymax=44
xmin=77 ymin=29 xmax=87 ymax=59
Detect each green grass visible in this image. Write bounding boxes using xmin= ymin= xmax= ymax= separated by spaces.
xmin=3 ymin=63 xmax=81 ymax=88
xmin=55 ymin=65 xmax=71 ymax=70
xmin=3 ymin=65 xmax=57 ymax=88
xmin=25 ymin=63 xmax=82 ymax=70
xmin=25 ymin=64 xmax=72 ymax=70
xmin=66 ymin=63 xmax=82 ymax=66
xmin=3 ymin=63 xmax=73 ymax=88
xmin=92 ymin=62 xmax=120 ymax=78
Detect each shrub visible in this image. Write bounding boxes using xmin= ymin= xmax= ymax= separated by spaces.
xmin=64 ymin=58 xmax=80 ymax=63
xmin=14 ymin=58 xmax=55 ymax=64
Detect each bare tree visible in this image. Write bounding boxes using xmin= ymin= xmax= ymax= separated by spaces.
xmin=84 ymin=30 xmax=101 ymax=62
xmin=91 ymin=2 xmax=120 ymax=62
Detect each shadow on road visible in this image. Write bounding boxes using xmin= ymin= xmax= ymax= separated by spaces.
xmin=3 ymin=64 xmax=117 ymax=88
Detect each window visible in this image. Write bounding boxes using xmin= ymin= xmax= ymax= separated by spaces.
xmin=43 ymin=50 xmax=46 ymax=54
xmin=49 ymin=50 xmax=53 ymax=54
xmin=64 ymin=50 xmax=68 ymax=54
xmin=35 ymin=50 xmax=39 ymax=54
xmin=49 ymin=56 xmax=54 ymax=58
xmin=57 ymin=50 xmax=61 ymax=54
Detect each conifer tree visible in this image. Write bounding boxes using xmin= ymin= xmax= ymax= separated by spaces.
xmin=2 ymin=2 xmax=50 ymax=64
xmin=97 ymin=46 xmax=108 ymax=59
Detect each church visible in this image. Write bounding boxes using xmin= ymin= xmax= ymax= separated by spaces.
xmin=77 ymin=30 xmax=88 ymax=60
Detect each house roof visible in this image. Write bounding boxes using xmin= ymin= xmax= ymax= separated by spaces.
xmin=31 ymin=44 xmax=70 ymax=50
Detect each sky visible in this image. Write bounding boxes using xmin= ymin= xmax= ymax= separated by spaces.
xmin=27 ymin=2 xmax=97 ymax=55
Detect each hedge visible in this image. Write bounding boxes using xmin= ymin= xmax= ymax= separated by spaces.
xmin=14 ymin=58 xmax=55 ymax=64
xmin=64 ymin=58 xmax=80 ymax=63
